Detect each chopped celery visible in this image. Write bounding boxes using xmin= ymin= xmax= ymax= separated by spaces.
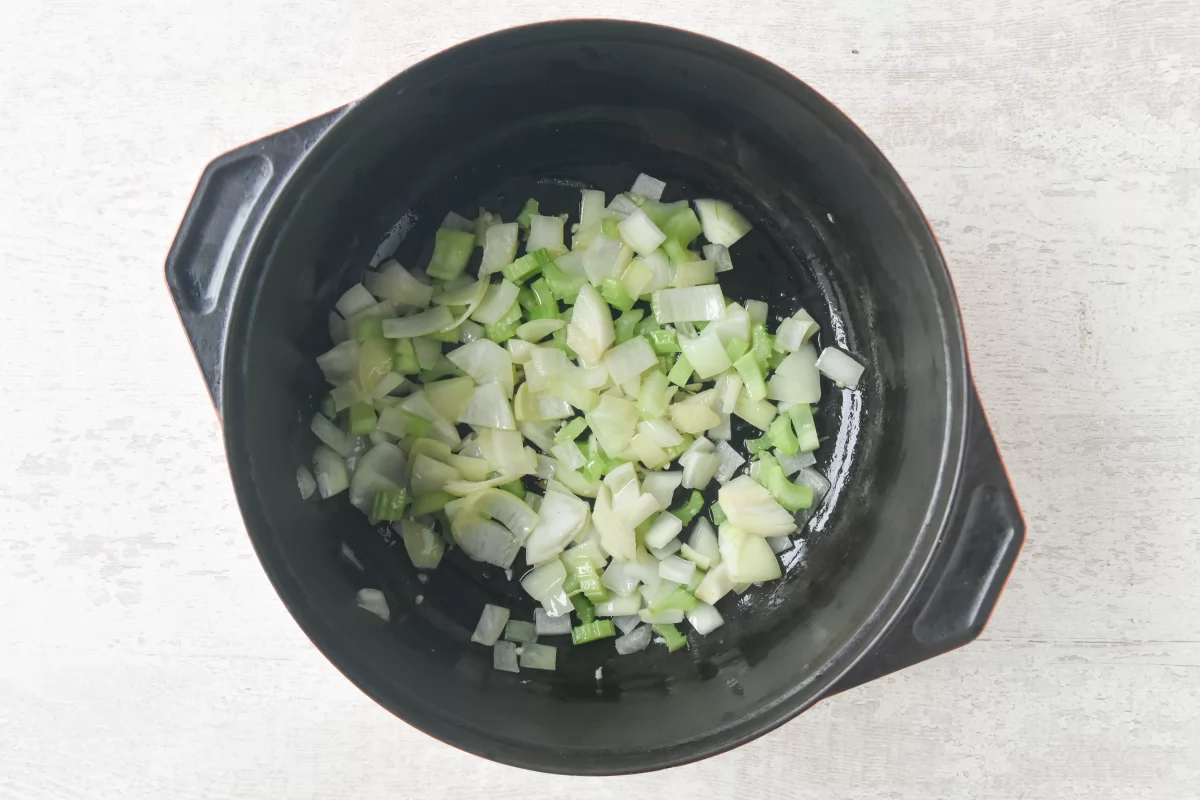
xmin=757 ymin=454 xmax=814 ymax=512
xmin=410 ymin=490 xmax=455 ymax=515
xmin=348 ymin=403 xmax=377 ymax=435
xmin=550 ymin=325 xmax=577 ymax=359
xmin=417 ymin=356 xmax=463 ymax=384
xmin=751 ymin=324 xmax=774 ymax=369
xmin=662 ymin=207 xmax=703 ymax=246
xmin=788 ymin=403 xmax=820 ymax=452
xmin=372 ymin=488 xmax=409 ymax=521
xmin=649 ymin=586 xmax=699 ymax=614
xmin=723 ymin=336 xmax=749 ymax=362
xmin=667 ymin=353 xmax=693 ymax=386
xmin=733 ymin=352 xmax=768 ymax=402
xmin=652 ymin=623 xmax=688 ymax=652
xmin=635 ymin=315 xmax=661 ymax=337
xmin=637 ymin=369 xmax=672 ymax=419
xmin=574 ymin=561 xmax=608 ymax=602
xmin=769 ymin=414 xmax=800 ymax=457
xmin=571 ymin=593 xmax=597 ymax=624
xmin=710 ymin=502 xmax=727 ymax=526
xmin=320 ymin=394 xmax=336 ymax=418
xmin=746 ymin=432 xmax=773 ymax=456
xmin=562 ymin=571 xmax=582 ymax=597
xmin=571 ymin=619 xmax=616 ymax=645
xmin=392 ymin=338 xmax=421 ymax=375
xmin=600 ymin=277 xmax=636 ymax=312
xmin=502 ymin=248 xmax=553 ymax=284
xmin=614 ymin=308 xmax=645 ymax=345
xmin=601 ymin=217 xmax=622 ymax=239
xmin=422 ymin=323 xmax=461 ymax=344
xmin=353 ymin=315 xmax=385 ymax=342
xmin=555 ymin=417 xmax=589 ymax=443
xmin=670 ymin=490 xmax=704 ymax=525
xmin=500 ymin=480 xmax=526 ymax=500
xmin=426 ymin=228 xmax=476 ymax=281
xmin=662 ymin=238 xmax=699 ymax=265
xmin=484 ymin=300 xmax=523 ymax=343
xmin=528 ymin=278 xmax=559 ymax=320
xmin=518 ymin=287 xmax=538 ymax=313
xmin=769 ymin=348 xmax=787 ymax=370
xmin=649 ymin=328 xmax=679 ymax=354
xmin=516 ymin=198 xmax=539 ymax=230
xmin=542 ymin=261 xmax=587 ymax=303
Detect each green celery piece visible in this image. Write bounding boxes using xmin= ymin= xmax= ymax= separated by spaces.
xmin=550 ymin=325 xmax=578 ymax=358
xmin=574 ymin=562 xmax=608 ymax=602
xmin=418 ymin=355 xmax=462 ymax=384
xmin=745 ymin=431 xmax=773 ymax=456
xmin=518 ymin=287 xmax=539 ymax=313
xmin=758 ymin=454 xmax=814 ymax=512
xmin=392 ymin=338 xmax=421 ymax=375
xmin=404 ymin=413 xmax=432 ymax=438
xmin=661 ymin=207 xmax=703 ymax=247
xmin=426 ymin=228 xmax=476 ymax=281
xmin=662 ymin=238 xmax=699 ymax=265
xmin=571 ymin=619 xmax=616 ymax=645
xmin=667 ymin=353 xmax=693 ymax=387
xmin=484 ymin=300 xmax=523 ymax=343
xmin=600 ymin=277 xmax=635 ymax=312
xmin=499 ymin=480 xmax=526 ymax=500
xmin=723 ymin=336 xmax=749 ymax=362
xmin=649 ymin=328 xmax=679 ymax=355
xmin=503 ymin=247 xmax=553 ymax=284
xmin=352 ymin=315 xmax=385 ymax=342
xmin=614 ymin=308 xmax=645 ymax=345
xmin=751 ymin=324 xmax=774 ymax=370
xmin=348 ymin=403 xmax=377 ymax=435
xmin=769 ymin=348 xmax=787 ymax=370
xmin=640 ymin=199 xmax=688 ymax=227
xmin=652 ymin=623 xmax=688 ymax=653
xmin=320 ymin=394 xmax=337 ymax=418
xmin=562 ymin=571 xmax=582 ymax=597
xmin=637 ymin=369 xmax=671 ymax=419
xmin=555 ymin=417 xmax=589 ymax=443
xmin=571 ymin=593 xmax=597 ymax=624
xmin=733 ymin=352 xmax=767 ymax=402
xmin=372 ymin=488 xmax=409 ymax=521
xmin=788 ymin=403 xmax=820 ymax=452
xmin=635 ymin=315 xmax=661 ymax=336
xmin=670 ymin=490 xmax=704 ymax=525
xmin=649 ymin=586 xmax=699 ymax=614
xmin=528 ymin=278 xmax=559 ymax=320
xmin=601 ymin=217 xmax=622 ymax=240
xmin=410 ymin=490 xmax=455 ymax=516
xmin=516 ymin=198 xmax=539 ymax=230
xmin=710 ymin=502 xmax=727 ymax=526
xmin=423 ymin=323 xmax=460 ymax=344
xmin=661 ymin=435 xmax=693 ymax=464
xmin=542 ymin=261 xmax=586 ymax=303
xmin=769 ymin=414 xmax=800 ymax=457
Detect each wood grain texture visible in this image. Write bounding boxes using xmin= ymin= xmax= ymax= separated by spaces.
xmin=2 ymin=0 xmax=1198 ymax=797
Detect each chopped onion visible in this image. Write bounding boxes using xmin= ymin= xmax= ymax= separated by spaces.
xmin=349 ymin=442 xmax=407 ymax=511
xmin=493 ymin=640 xmax=519 ymax=673
xmin=638 ymin=418 xmax=684 ymax=448
xmin=524 ymin=490 xmax=590 ymax=565
xmin=713 ymin=441 xmax=745 ymax=484
xmin=312 ymin=444 xmax=349 ymax=498
xmin=679 ymin=326 xmax=732 ymax=379
xmin=775 ymin=448 xmax=817 ymax=476
xmin=639 ymin=608 xmax=684 ymax=624
xmin=517 ymin=318 xmax=565 ymax=342
xmin=447 ymin=339 xmax=514 ymax=397
xmin=744 ymin=299 xmax=768 ymax=325
xmin=618 ymin=209 xmax=667 ymax=256
xmin=505 ymin=620 xmax=539 ymax=644
xmin=567 ymin=284 xmax=615 ymax=365
xmin=702 ymin=243 xmax=733 ymax=273
xmin=641 ymin=471 xmax=683 ymax=509
xmin=459 ymin=383 xmax=515 ymax=430
xmin=658 ymin=555 xmax=696 ymax=584
xmin=365 ymin=261 xmax=435 ymax=308
xmin=613 ymin=614 xmax=643 ymax=635
xmin=767 ymin=344 xmax=821 ymax=404
xmin=651 ymin=285 xmax=726 ymax=324
xmin=816 ymin=347 xmax=866 ymax=388
xmin=550 ymin=439 xmax=587 ymax=471
xmin=644 ymin=512 xmax=684 ymax=549
xmin=316 ymin=340 xmax=358 ymax=385
xmin=472 ymin=280 xmax=520 ymax=326
xmin=579 ymin=189 xmax=605 ymax=231
xmin=766 ymin=535 xmax=793 ymax=554
xmin=718 ymin=476 xmax=797 ymax=536
xmin=587 ymin=393 xmax=638 ymax=456
xmin=481 ymin=223 xmax=520 ymax=275
xmin=593 ymin=485 xmax=636 ymax=562
xmin=630 ymin=173 xmax=666 ymax=201
xmin=535 ymin=608 xmax=573 ymax=636
xmin=603 ymin=335 xmax=657 ymax=385
xmin=441 ymin=210 xmax=473 ymax=232
xmin=686 ymin=602 xmax=725 ymax=635
xmin=718 ymin=524 xmax=783 ymax=582
xmin=583 ymin=235 xmax=632 ymax=286
xmin=311 ymin=413 xmax=354 ymax=456
xmin=681 ymin=450 xmax=720 ymax=490
xmin=527 ymin=215 xmax=567 ymax=256
xmin=693 ymin=562 xmax=734 ymax=605
xmin=595 ymin=592 xmax=643 ymax=616
xmin=519 ymin=642 xmax=558 ymax=670
xmin=521 ymin=559 xmax=567 ymax=601
xmin=296 ymin=465 xmax=316 ymax=499
xmin=606 ymin=193 xmax=640 ymax=219
xmin=381 ymin=305 xmax=454 ymax=338
xmin=693 ymin=198 xmax=752 ymax=247
xmin=600 ymin=560 xmax=640 ymax=596
xmin=336 ymin=284 xmax=377 ymax=318
xmin=355 ymin=588 xmax=390 ymax=621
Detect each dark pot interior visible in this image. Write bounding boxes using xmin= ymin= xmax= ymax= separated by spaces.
xmin=218 ymin=22 xmax=966 ymax=773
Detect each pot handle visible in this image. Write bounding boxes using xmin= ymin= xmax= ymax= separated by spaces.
xmin=165 ymin=106 xmax=347 ymax=410
xmin=830 ymin=385 xmax=1024 ymax=693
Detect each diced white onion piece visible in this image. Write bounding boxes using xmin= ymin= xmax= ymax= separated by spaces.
xmin=517 ymin=318 xmax=565 ymax=342
xmin=794 ymin=467 xmax=831 ymax=506
xmin=371 ymin=371 xmax=407 ymax=400
xmin=311 ymin=413 xmax=354 ymax=456
xmin=693 ymin=198 xmax=752 ymax=247
xmin=459 ymin=383 xmax=515 ymax=430
xmin=587 ymin=393 xmax=638 ymax=456
xmin=409 ymin=453 xmax=460 ymax=497
xmin=681 ymin=451 xmax=720 ymax=490
xmin=644 ymin=512 xmax=684 ymax=549
xmin=329 ymin=311 xmax=348 ymax=344
xmin=650 ymin=539 xmax=682 ymax=560
xmin=630 ymin=431 xmax=669 ymax=469
xmin=693 ymin=563 xmax=734 ymax=605
xmin=507 ymin=338 xmax=535 ymax=364
xmin=504 ymin=620 xmax=539 ymax=644
xmin=525 ymin=346 xmax=571 ymax=392
xmin=686 ymin=602 xmax=725 ymax=635
xmin=466 ymin=488 xmax=538 ymax=539
xmin=709 ymin=412 xmax=732 ymax=441
xmin=515 ymin=384 xmax=573 ymax=422
xmin=659 ymin=555 xmax=696 ymax=584
xmin=618 ymin=492 xmax=661 ymax=530
xmin=312 ymin=445 xmax=349 ymax=498
xmin=527 ymin=215 xmax=567 ymax=256
xmin=600 ymin=560 xmax=640 ymax=596
xmin=567 ymin=284 xmax=615 ymax=365
xmin=441 ymin=210 xmax=473 ymax=231
xmin=349 ymin=442 xmax=408 ymax=511
xmin=713 ymin=441 xmax=745 ymax=484
xmin=555 ymin=249 xmax=587 ymax=277
xmin=493 ymin=640 xmax=519 ymax=673
xmin=521 ymin=559 xmax=567 ymax=601
xmin=618 ymin=209 xmax=667 ymax=256
xmin=381 ymin=305 xmax=454 ymax=338
xmin=296 ymin=466 xmax=316 ymax=499
xmin=775 ymin=317 xmax=806 ymax=352
xmin=714 ymin=373 xmax=743 ymax=415
xmin=612 ymin=615 xmax=643 ymax=635
xmin=673 ymin=260 xmax=717 ymax=288
xmin=733 ymin=395 xmax=777 ymax=431
xmin=524 ymin=491 xmax=590 ymax=565
xmin=679 ymin=326 xmax=732 ymax=379
xmin=652 ymin=285 xmax=726 ymax=324
xmin=703 ymin=243 xmax=733 ymax=273
xmin=593 ymin=485 xmax=636 ymax=562
xmin=411 ymin=338 xmax=442 ymax=370
xmin=336 ymin=284 xmax=377 ymax=318
xmin=583 ymin=234 xmax=631 ymax=286
xmin=709 ymin=303 xmax=750 ymax=345
xmin=745 ymin=299 xmax=768 ymax=325
xmin=477 ymin=428 xmax=537 ymax=476
xmin=604 ymin=335 xmax=657 ymax=385
xmin=614 ymin=623 xmax=653 ymax=654
xmin=449 ymin=514 xmax=520 ymax=568
xmin=669 ymin=402 xmax=721 ymax=435
xmin=355 ymin=589 xmax=390 ymax=621
xmin=579 ymin=189 xmax=605 ymax=231
xmin=642 ymin=471 xmax=682 ymax=509
xmin=718 ymin=476 xmax=797 ymax=537
xmin=399 ymin=519 xmax=445 ymax=568
xmin=316 ymin=340 xmax=358 ymax=385
xmin=639 ymin=608 xmax=684 ymax=624
xmin=471 ymin=279 xmax=519 ymax=324
xmin=766 ymin=535 xmax=793 ymax=554
xmin=550 ymin=439 xmax=587 ymax=471
xmin=767 ymin=344 xmax=821 ymax=404
xmin=535 ymin=608 xmax=573 ymax=636
xmin=604 ymin=461 xmax=638 ymax=496
xmin=606 ymin=193 xmax=640 ymax=219
xmin=630 ymin=173 xmax=666 ymax=201
xmin=718 ymin=524 xmax=783 ymax=583
xmin=481 ymin=223 xmax=520 ymax=275
xmin=366 ymin=261 xmax=435 ymax=308
xmin=534 ymin=455 xmax=556 ymax=481
xmin=519 ymin=642 xmax=557 ymax=670
xmin=595 ymin=592 xmax=643 ymax=616
xmin=775 ymin=449 xmax=817 ymax=476
xmin=816 ymin=347 xmax=866 ymax=388
xmin=679 ymin=542 xmax=711 ymax=570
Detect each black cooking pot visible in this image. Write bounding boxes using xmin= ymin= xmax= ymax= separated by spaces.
xmin=166 ymin=21 xmax=1023 ymax=774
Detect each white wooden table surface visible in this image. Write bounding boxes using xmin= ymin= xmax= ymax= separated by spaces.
xmin=3 ymin=1 xmax=1198 ymax=798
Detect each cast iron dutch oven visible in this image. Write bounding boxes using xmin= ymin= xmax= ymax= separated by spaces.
xmin=166 ymin=20 xmax=1024 ymax=774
